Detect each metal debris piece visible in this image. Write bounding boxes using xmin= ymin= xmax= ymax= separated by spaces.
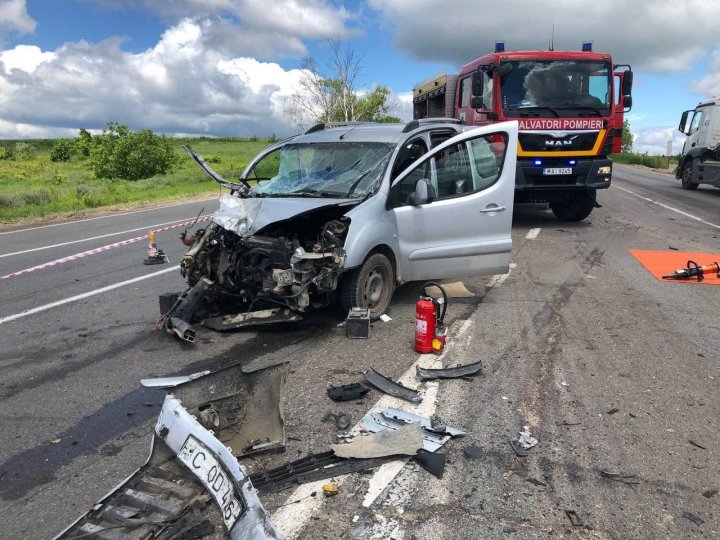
xmin=331 ymin=423 xmax=423 ymax=459
xmin=517 ymin=426 xmax=538 ymax=449
xmin=323 ymin=412 xmax=352 ymax=431
xmin=526 ymin=478 xmax=548 ymax=487
xmin=202 ymin=308 xmax=301 ymax=331
xmin=682 ymin=511 xmax=704 ymax=526
xmin=363 ymin=368 xmax=422 ymax=403
xmin=360 ymin=408 xmax=464 ymax=453
xmin=600 ymin=470 xmax=640 ymax=485
xmin=416 ymin=360 xmax=483 ymax=380
xmin=565 ymin=510 xmax=583 ymax=527
xmin=163 ymin=277 xmax=213 ymax=342
xmin=509 ymin=439 xmax=528 ymax=457
xmin=429 ymin=415 xmax=446 ymax=433
xmin=327 ymin=383 xmax=369 ymax=402
xmin=413 ymin=449 xmax=445 ymax=479
xmin=249 ymin=451 xmax=392 ymax=495
xmin=463 ymin=444 xmax=483 ymax=458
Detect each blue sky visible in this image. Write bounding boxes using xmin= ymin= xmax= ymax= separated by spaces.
xmin=1 ymin=0 xmax=719 ymax=155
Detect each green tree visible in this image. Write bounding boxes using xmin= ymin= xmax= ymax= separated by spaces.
xmin=90 ymin=122 xmax=177 ymax=180
xmin=284 ymin=39 xmax=396 ymax=130
xmin=50 ymin=139 xmax=75 ymax=162
xmin=621 ymin=118 xmax=634 ymax=153
xmin=75 ymin=128 xmax=93 ymax=158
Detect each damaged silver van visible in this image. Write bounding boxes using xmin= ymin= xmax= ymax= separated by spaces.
xmin=171 ymin=119 xmax=517 ymax=335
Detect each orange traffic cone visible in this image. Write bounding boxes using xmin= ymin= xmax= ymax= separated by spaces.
xmin=143 ymin=229 xmax=167 ymax=265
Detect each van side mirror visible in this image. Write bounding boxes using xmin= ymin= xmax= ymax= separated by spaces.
xmin=407 ymin=178 xmax=435 ymax=206
xmin=679 ymin=111 xmax=689 ymax=134
xmin=621 ymin=70 xmax=633 ymax=97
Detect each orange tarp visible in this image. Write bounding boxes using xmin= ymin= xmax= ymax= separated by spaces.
xmin=629 ymin=250 xmax=720 ymax=285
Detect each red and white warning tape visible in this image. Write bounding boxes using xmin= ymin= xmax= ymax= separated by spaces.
xmin=1 ymin=215 xmax=212 ymax=280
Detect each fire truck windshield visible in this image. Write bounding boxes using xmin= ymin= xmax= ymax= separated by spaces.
xmin=500 ymin=60 xmax=611 ymax=118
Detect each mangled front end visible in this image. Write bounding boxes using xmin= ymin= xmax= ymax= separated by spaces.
xmin=164 ymin=194 xmax=353 ymax=340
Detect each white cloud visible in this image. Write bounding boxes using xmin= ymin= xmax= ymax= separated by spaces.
xmin=368 ymin=0 xmax=720 ymax=74
xmin=631 ymin=125 xmax=687 ymax=156
xmin=0 ymin=44 xmax=55 ymax=73
xmin=0 ymin=0 xmax=36 ymax=35
xmin=0 ymin=19 xmax=310 ymax=138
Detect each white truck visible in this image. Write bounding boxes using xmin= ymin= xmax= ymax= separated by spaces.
xmin=676 ymin=97 xmax=720 ymax=189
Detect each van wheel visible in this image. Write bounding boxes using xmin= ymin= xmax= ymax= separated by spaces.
xmin=550 ymin=191 xmax=596 ymax=221
xmin=340 ymin=253 xmax=394 ymax=320
xmin=681 ymin=161 xmax=699 ymax=190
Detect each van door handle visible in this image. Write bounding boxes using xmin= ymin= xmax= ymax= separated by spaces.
xmin=480 ymin=206 xmax=506 ymax=213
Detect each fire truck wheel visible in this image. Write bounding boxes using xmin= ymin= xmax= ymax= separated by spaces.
xmin=681 ymin=161 xmax=699 ymax=190
xmin=340 ymin=253 xmax=395 ymax=320
xmin=550 ymin=193 xmax=595 ymax=221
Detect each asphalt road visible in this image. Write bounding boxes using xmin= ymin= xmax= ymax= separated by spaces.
xmin=0 ymin=165 xmax=718 ymax=539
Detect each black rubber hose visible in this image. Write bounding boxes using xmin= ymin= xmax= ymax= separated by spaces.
xmin=420 ymin=281 xmax=448 ymax=323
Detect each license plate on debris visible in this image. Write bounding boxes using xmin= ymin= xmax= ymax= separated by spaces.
xmin=178 ymin=436 xmax=243 ymax=530
xmin=543 ymin=167 xmax=572 ymax=175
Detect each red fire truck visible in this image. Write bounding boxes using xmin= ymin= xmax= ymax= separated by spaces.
xmin=413 ymin=42 xmax=633 ymax=221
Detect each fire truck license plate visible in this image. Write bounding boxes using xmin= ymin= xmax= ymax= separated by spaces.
xmin=178 ymin=436 xmax=243 ymax=530
xmin=543 ymin=167 xmax=572 ymax=175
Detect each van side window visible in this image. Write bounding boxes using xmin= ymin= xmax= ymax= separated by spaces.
xmin=389 ymin=138 xmax=429 ymax=207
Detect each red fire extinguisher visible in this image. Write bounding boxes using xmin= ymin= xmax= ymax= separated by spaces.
xmin=414 ymin=282 xmax=448 ymax=354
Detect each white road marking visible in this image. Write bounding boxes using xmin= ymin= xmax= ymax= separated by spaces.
xmin=525 ymin=228 xmax=541 ymax=240
xmin=615 ymin=185 xmax=720 ymax=230
xmin=0 ymin=197 xmax=217 ymax=235
xmin=0 ymin=217 xmax=204 ymax=259
xmin=272 ymin=270 xmax=513 ymax=539
xmin=0 ymin=265 xmax=179 ymax=325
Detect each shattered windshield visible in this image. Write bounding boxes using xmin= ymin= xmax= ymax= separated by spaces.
xmin=500 ymin=60 xmax=611 ymax=117
xmin=248 ymin=142 xmax=394 ymax=199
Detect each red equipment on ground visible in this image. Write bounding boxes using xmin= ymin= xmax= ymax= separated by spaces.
xmin=414 ymin=282 xmax=448 ymax=354
xmin=662 ymin=260 xmax=720 ymax=282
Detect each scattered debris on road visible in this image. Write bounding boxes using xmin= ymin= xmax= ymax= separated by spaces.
xmin=565 ymin=509 xmax=584 ymax=527
xmin=682 ymin=511 xmax=705 ymax=526
xmin=517 ymin=425 xmax=538 ymax=449
xmin=346 ymin=307 xmax=370 ymax=338
xmin=463 ymin=444 xmax=483 ymax=459
xmin=331 ymin=423 xmax=424 ymax=459
xmin=360 ymin=408 xmax=465 ymax=452
xmin=412 ymin=449 xmax=446 ymax=479
xmin=323 ymin=411 xmax=352 ymax=431
xmin=416 ymin=360 xmax=483 ymax=380
xmin=363 ymin=368 xmax=423 ymax=403
xmin=688 ymin=439 xmax=707 ymax=450
xmin=509 ymin=439 xmax=528 ymax=457
xmin=327 ymin=382 xmax=369 ymax=401
xmin=322 ymin=484 xmax=339 ymax=497
xmin=599 ymin=470 xmax=640 ymax=485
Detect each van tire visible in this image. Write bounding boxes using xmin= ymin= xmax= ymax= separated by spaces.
xmin=681 ymin=161 xmax=699 ymax=190
xmin=340 ymin=253 xmax=395 ymax=320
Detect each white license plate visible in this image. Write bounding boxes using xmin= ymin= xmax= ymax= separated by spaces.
xmin=543 ymin=167 xmax=572 ymax=175
xmin=178 ymin=436 xmax=243 ymax=530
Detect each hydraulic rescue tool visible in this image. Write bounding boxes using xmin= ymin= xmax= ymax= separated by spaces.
xmin=662 ymin=260 xmax=720 ymax=282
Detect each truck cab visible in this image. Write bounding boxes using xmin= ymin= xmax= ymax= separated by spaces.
xmin=413 ymin=43 xmax=633 ymax=221
xmin=676 ymin=99 xmax=720 ymax=190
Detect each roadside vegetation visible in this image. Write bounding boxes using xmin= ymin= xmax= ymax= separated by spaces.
xmin=0 ymin=128 xmax=274 ymax=224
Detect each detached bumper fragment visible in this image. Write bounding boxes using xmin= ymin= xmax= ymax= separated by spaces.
xmin=415 ymin=360 xmax=483 ymax=380
xmin=56 ymin=361 xmax=287 ymax=540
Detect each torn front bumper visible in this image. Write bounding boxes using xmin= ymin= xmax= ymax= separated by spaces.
xmin=55 ymin=362 xmax=287 ymax=540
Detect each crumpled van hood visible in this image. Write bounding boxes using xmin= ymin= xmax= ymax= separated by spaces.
xmin=213 ymin=194 xmax=358 ymax=236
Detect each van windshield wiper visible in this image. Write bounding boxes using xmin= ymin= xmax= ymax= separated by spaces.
xmin=182 ymin=145 xmax=250 ymax=195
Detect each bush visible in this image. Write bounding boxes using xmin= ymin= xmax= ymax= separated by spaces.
xmin=90 ymin=122 xmax=177 ymax=180
xmin=50 ymin=139 xmax=74 ymax=162
xmin=0 ymin=145 xmax=15 ymax=160
xmin=21 ymin=189 xmax=53 ymax=205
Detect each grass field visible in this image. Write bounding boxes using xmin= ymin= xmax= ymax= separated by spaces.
xmin=0 ymin=137 xmax=274 ymax=224
xmin=0 ymin=136 xmax=676 ymax=225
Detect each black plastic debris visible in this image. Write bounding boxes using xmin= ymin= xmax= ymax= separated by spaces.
xmin=363 ymin=368 xmax=422 ymax=403
xmin=509 ymin=439 xmax=528 ymax=457
xmin=600 ymin=470 xmax=640 ymax=485
xmin=526 ymin=478 xmax=548 ymax=487
xmin=413 ymin=449 xmax=446 ymax=479
xmin=415 ymin=360 xmax=483 ymax=380
xmin=323 ymin=412 xmax=352 ymax=431
xmin=327 ymin=383 xmax=369 ymax=402
xmin=565 ymin=510 xmax=583 ymax=527
xmin=606 ymin=408 xmax=620 ymax=415
xmin=702 ymin=489 xmax=717 ymax=498
xmin=682 ymin=511 xmax=704 ymax=526
xmin=689 ymin=440 xmax=707 ymax=450
xmin=463 ymin=444 xmax=483 ymax=459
